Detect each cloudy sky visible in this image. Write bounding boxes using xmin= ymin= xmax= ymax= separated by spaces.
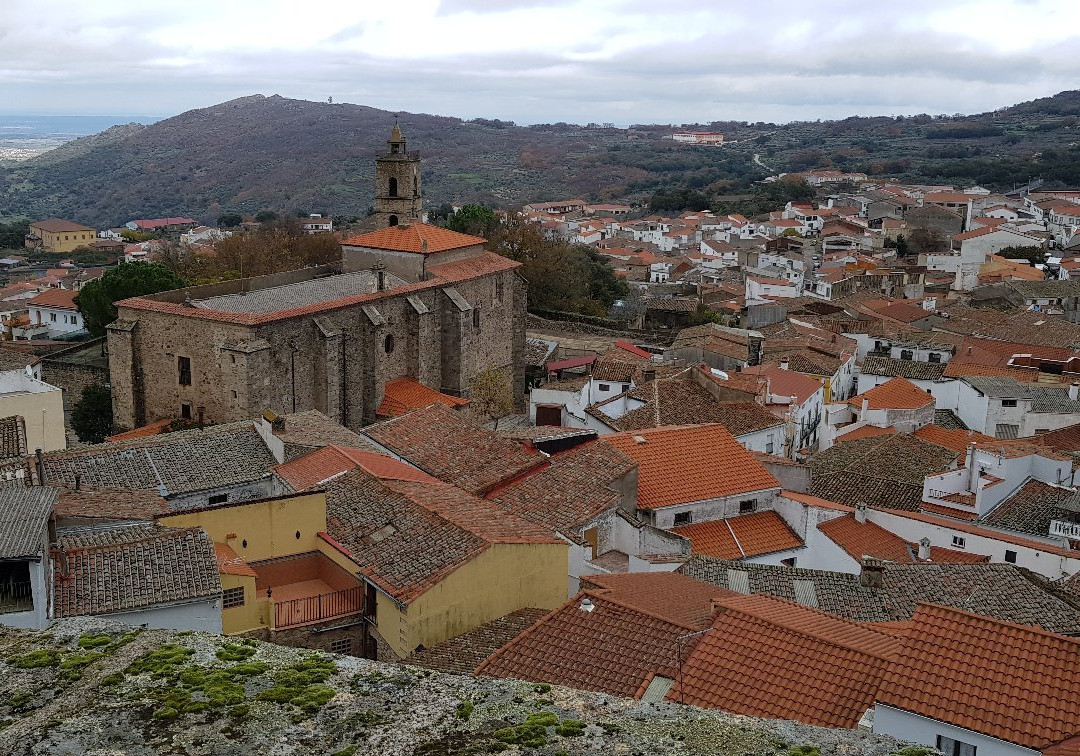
xmin=3 ymin=0 xmax=1080 ymax=125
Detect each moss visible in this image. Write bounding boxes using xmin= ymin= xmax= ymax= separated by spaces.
xmin=555 ymin=719 xmax=586 ymax=738
xmin=101 ymin=673 xmax=125 ymax=686
xmin=456 ymin=699 xmax=474 ymax=720
xmin=891 ymin=749 xmax=934 ymax=756
xmin=78 ymin=634 xmax=113 ymax=650
xmin=257 ymin=656 xmax=337 ymax=715
xmin=598 ymin=722 xmax=621 ymax=734
xmin=525 ymin=712 xmax=558 ymax=727
xmin=8 ymin=648 xmax=61 ymax=668
xmin=788 ymin=748 xmax=821 ymax=756
xmin=114 ymin=631 xmax=140 ymax=647
xmin=331 ymin=748 xmax=358 ymax=756
xmin=532 ymin=683 xmax=551 ymax=694
xmin=493 ymin=724 xmax=547 ymax=748
xmin=152 ymin=706 xmax=179 ymax=720
xmin=229 ymin=704 xmax=250 ymax=719
xmin=215 ymin=643 xmax=257 ymax=662
xmin=126 ymin=644 xmax=194 ymax=678
xmin=6 ymin=691 xmax=32 ymax=709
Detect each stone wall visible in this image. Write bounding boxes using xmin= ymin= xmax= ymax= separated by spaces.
xmin=40 ymin=338 xmax=110 ymax=414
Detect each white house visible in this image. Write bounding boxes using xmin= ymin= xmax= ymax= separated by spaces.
xmin=957 ymin=377 xmax=1080 ymax=438
xmin=0 ymin=486 xmax=56 ymax=630
xmin=299 ymin=214 xmax=333 ymax=234
xmin=22 ymin=288 xmax=84 ymax=339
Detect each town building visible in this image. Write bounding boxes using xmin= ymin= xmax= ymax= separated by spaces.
xmin=25 ymin=219 xmax=95 ymax=253
xmin=373 ymin=124 xmax=422 ymax=228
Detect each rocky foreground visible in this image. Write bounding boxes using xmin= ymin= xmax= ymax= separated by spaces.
xmin=0 ymin=619 xmax=928 ymax=755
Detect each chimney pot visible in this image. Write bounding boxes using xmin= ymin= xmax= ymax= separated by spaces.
xmin=1071 ymin=382 xmax=1079 ymax=402
xmin=780 ymin=359 xmax=789 ymax=371
xmin=855 ymin=501 xmax=868 ymax=524
xmin=918 ymin=537 xmax=931 ymax=560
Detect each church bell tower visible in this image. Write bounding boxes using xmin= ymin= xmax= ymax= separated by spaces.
xmin=374 ymin=123 xmax=422 ymax=228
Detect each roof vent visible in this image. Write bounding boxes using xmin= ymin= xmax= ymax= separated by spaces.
xmin=579 ymin=598 xmax=595 ymax=613
xmin=633 ymin=435 xmax=647 ymax=444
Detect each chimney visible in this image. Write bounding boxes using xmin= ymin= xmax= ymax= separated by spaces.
xmin=34 ymin=448 xmax=45 ymax=486
xmin=917 ymin=537 xmax=931 ymax=560
xmin=779 ymin=359 xmax=789 ymax=371
xmin=859 ymin=558 xmax=884 ymax=589
xmin=197 ymin=406 xmax=205 ymax=430
xmin=966 ymin=442 xmax=978 ymax=491
xmin=855 ymin=501 xmax=868 ymax=524
xmin=1071 ymin=382 xmax=1079 ymax=402
xmin=372 ymin=259 xmax=387 ymax=291
xmin=642 ymin=367 xmax=656 ymax=383
xmin=860 ymin=396 xmax=869 ymax=416
xmin=967 ymin=346 xmax=973 ymax=356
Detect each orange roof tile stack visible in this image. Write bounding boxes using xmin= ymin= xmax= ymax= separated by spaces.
xmin=672 ymin=511 xmax=803 ymax=560
xmin=878 ymin=604 xmax=1080 ymax=752
xmin=601 ymin=425 xmax=779 ymax=509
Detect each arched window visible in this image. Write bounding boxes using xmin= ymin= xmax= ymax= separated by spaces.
xmin=388 ymin=177 xmax=398 ymax=197
xmin=389 ymin=215 xmax=398 ymax=226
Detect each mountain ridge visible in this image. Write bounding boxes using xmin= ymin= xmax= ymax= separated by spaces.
xmin=2 ymin=91 xmax=1080 ymax=227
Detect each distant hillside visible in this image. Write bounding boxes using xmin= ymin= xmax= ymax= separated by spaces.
xmin=2 ymin=91 xmax=1080 ymax=227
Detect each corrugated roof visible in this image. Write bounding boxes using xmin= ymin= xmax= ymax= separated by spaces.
xmin=0 ymin=484 xmax=56 ymax=559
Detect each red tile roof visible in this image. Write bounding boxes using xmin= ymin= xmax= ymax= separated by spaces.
xmin=779 ymin=490 xmax=852 ymax=512
xmin=614 ymin=340 xmax=652 ymax=359
xmin=375 ymin=376 xmax=469 ymax=418
xmin=341 ymin=222 xmax=485 ymax=254
xmin=878 ymin=603 xmax=1080 ymax=751
xmin=28 ymin=287 xmax=78 ymax=311
xmin=848 ymin=377 xmax=934 ymax=410
xmin=672 ymin=511 xmax=803 ymax=560
xmin=835 ymin=424 xmax=896 ymax=442
xmin=667 ymin=594 xmax=900 ymax=728
xmin=601 ymin=425 xmax=779 ymax=509
xmin=818 ymin=514 xmax=989 ymax=564
xmin=106 ymin=419 xmax=172 ymax=441
xmin=742 ymin=363 xmax=823 ymax=405
xmin=913 ymin=424 xmax=996 ymax=454
xmin=477 ymin=573 xmax=733 ymax=697
xmin=273 ymin=444 xmax=437 ymax=491
xmin=215 ymin=542 xmax=257 ymax=577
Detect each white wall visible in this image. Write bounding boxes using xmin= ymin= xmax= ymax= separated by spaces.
xmin=649 ymin=488 xmax=780 ymax=529
xmin=100 ymin=597 xmax=223 ymax=633
xmin=874 ymin=704 xmax=1038 ymax=756
xmin=734 ymin=425 xmax=785 ymax=456
xmin=29 ymin=307 xmax=84 ymax=336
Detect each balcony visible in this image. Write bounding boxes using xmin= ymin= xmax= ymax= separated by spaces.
xmin=250 ymin=552 xmax=366 ymax=631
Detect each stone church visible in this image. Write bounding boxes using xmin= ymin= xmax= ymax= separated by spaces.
xmin=107 ymin=127 xmax=526 ymax=432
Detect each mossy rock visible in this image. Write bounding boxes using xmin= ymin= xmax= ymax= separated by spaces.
xmin=456 ymin=699 xmax=474 ymax=720
xmin=8 ymin=648 xmax=61 ymax=668
xmin=6 ymin=691 xmax=33 ymax=709
xmin=788 ymin=747 xmax=821 ymax=756
xmin=126 ymin=644 xmax=195 ymax=677
xmin=215 ymin=643 xmax=257 ymax=662
xmin=77 ymin=634 xmax=113 ymax=650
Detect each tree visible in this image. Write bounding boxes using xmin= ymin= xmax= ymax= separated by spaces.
xmin=254 ymin=210 xmax=278 ymax=223
xmin=71 ymin=384 xmax=114 ymax=443
xmin=75 ymin=262 xmax=187 ymax=336
xmin=997 ymin=245 xmax=1046 ymax=265
xmin=469 ymin=368 xmax=515 ymax=429
xmin=0 ymin=220 xmax=29 ymax=250
xmin=447 ymin=204 xmax=499 ymax=237
xmin=895 ymin=234 xmax=910 ymax=257
xmin=217 ymin=213 xmax=243 ymax=228
xmin=908 ymin=227 xmax=946 ymax=256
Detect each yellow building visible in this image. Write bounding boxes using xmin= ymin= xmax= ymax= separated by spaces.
xmin=158 ymin=463 xmax=569 ymax=660
xmin=26 ymin=219 xmax=96 ymax=254
xmin=0 ymin=370 xmax=66 ymax=453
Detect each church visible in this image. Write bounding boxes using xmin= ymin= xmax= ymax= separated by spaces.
xmin=107 ymin=126 xmax=526 ymax=431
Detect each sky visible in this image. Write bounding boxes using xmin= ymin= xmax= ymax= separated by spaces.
xmin=3 ymin=0 xmax=1080 ymax=126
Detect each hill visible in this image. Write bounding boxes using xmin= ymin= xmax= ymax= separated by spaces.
xmin=2 ymin=91 xmax=1080 ymax=227
xmin=0 ymin=619 xmax=908 ymax=755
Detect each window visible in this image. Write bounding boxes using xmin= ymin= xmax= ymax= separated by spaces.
xmin=673 ymin=512 xmax=692 ymax=526
xmin=178 ymin=356 xmax=192 ymax=386
xmin=495 ymin=277 xmax=504 ymax=303
xmin=208 ymin=494 xmax=228 ymax=505
xmin=598 ymin=383 xmax=611 ymax=392
xmin=766 ymin=441 xmax=775 ymax=454
xmin=1001 ymin=399 xmax=1018 ymax=407
xmin=222 ymin=587 xmax=245 ymax=609
xmin=388 ymin=215 xmax=398 ymax=227
xmin=739 ymin=500 xmax=757 ymax=514
xmin=384 ymin=334 xmax=394 ymax=354
xmin=900 ymin=349 xmax=913 ymax=361
xmin=1005 ymin=549 xmax=1017 ymax=563
xmin=473 ymin=307 xmax=481 ymax=328
xmin=928 ymin=352 xmax=941 ymax=363
xmin=951 ymin=535 xmax=966 ymax=549
xmin=936 ymin=735 xmax=976 ymax=756
xmin=50 ymin=313 xmax=57 ymax=323
xmin=180 ymin=403 xmax=192 ymax=420
xmin=231 ymin=390 xmax=237 ymax=399
xmin=330 ymin=637 xmax=352 ymax=655
xmin=388 ymin=177 xmax=398 ymax=197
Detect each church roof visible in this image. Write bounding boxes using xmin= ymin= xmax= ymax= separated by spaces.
xmin=390 ymin=123 xmax=404 ymax=142
xmin=341 ymin=223 xmax=486 ymax=254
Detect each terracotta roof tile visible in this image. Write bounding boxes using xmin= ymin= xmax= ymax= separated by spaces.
xmin=375 ymin=377 xmax=470 ymax=419
xmin=340 ymin=222 xmax=485 ymax=254
xmin=743 ymin=363 xmax=823 ymax=405
xmin=667 ymin=594 xmax=899 ymax=728
xmin=601 ymin=425 xmax=779 ymax=509
xmin=215 ymin=542 xmax=257 ymax=577
xmin=409 ymin=608 xmax=548 ymax=675
xmin=362 ymin=404 xmax=545 ymax=496
xmin=272 ymin=444 xmax=436 ymax=492
xmin=878 ymin=603 xmax=1080 ymax=751
xmin=672 ymin=511 xmax=803 ymax=560
xmin=325 ymin=468 xmax=560 ymax=603
xmin=834 ymin=424 xmax=896 ymax=442
xmin=848 ymin=377 xmax=934 ymax=410
xmin=578 ymin=572 xmax=735 ymax=629
xmin=818 ymin=514 xmax=988 ymax=564
xmin=28 ymin=287 xmax=78 ymax=310
xmin=912 ymin=424 xmax=996 ymax=453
